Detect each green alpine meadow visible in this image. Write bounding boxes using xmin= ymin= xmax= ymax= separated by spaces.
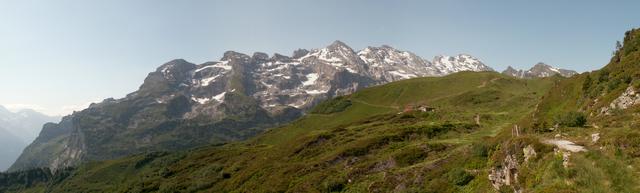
xmin=2 ymin=1 xmax=640 ymax=193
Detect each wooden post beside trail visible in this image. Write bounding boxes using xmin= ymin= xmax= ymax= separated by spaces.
xmin=512 ymin=125 xmax=520 ymax=137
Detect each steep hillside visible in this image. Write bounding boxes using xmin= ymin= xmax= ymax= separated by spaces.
xmin=531 ymin=28 xmax=640 ymax=126
xmin=10 ymin=41 xmax=495 ymax=172
xmin=480 ymin=28 xmax=640 ymax=193
xmin=3 ymin=71 xmax=557 ymax=192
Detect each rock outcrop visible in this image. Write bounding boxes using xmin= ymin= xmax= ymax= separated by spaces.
xmin=601 ymin=86 xmax=640 ymax=115
xmin=489 ymin=154 xmax=521 ymax=192
xmin=502 ymin=63 xmax=577 ymax=78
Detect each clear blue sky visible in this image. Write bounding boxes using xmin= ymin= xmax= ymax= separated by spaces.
xmin=1 ymin=0 xmax=638 ymax=116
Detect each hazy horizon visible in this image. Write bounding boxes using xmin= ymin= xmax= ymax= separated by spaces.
xmin=1 ymin=0 xmax=639 ymax=116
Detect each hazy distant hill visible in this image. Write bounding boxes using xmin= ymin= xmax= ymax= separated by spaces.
xmin=0 ymin=126 xmax=25 ymax=172
xmin=0 ymin=106 xmax=59 ymax=171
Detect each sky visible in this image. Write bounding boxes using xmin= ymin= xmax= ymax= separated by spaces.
xmin=0 ymin=0 xmax=639 ymax=116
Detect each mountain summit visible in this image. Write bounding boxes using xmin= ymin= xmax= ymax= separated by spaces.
xmin=502 ymin=62 xmax=578 ymax=78
xmin=11 ymin=41 xmax=495 ymax=171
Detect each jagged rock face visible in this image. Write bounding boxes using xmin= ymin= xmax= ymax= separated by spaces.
xmin=502 ymin=66 xmax=524 ymax=78
xmin=357 ymin=46 xmax=438 ymax=80
xmin=528 ymin=63 xmax=577 ymax=77
xmin=432 ymin=54 xmax=494 ymax=74
xmin=502 ymin=63 xmax=577 ymax=78
xmin=489 ymin=154 xmax=521 ymax=192
xmin=10 ymin=117 xmax=79 ymax=172
xmin=11 ymin=41 xmax=495 ymax=172
xmin=600 ymin=86 xmax=640 ymax=115
xmin=523 ymin=145 xmax=537 ymax=163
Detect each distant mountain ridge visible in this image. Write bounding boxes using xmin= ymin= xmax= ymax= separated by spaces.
xmin=0 ymin=105 xmax=59 ymax=171
xmin=10 ymin=41 xmax=544 ymax=172
xmin=2 ymin=28 xmax=638 ymax=193
xmin=0 ymin=126 xmax=24 ymax=172
xmin=502 ymin=62 xmax=578 ymax=78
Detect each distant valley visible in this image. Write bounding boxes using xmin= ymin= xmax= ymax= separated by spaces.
xmin=0 ymin=106 xmax=59 ymax=171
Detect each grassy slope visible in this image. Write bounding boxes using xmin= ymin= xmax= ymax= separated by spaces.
xmin=489 ymin=29 xmax=640 ymax=193
xmin=532 ymin=29 xmax=640 ymax=126
xmin=22 ymin=71 xmax=557 ymax=193
xmin=6 ymin=30 xmax=640 ymax=193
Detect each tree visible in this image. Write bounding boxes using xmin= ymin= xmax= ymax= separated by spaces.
xmin=582 ymin=74 xmax=592 ymax=93
xmin=554 ymin=112 xmax=587 ymax=127
xmin=613 ymin=40 xmax=623 ymax=56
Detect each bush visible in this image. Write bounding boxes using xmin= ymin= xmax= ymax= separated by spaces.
xmin=310 ymin=96 xmax=352 ymax=114
xmin=598 ymin=70 xmax=610 ymax=83
xmin=393 ymin=147 xmax=428 ymax=167
xmin=531 ymin=120 xmax=552 ymax=133
xmin=607 ymin=78 xmax=622 ymax=92
xmin=402 ymin=123 xmax=478 ymax=139
xmin=321 ymin=175 xmax=346 ymax=192
xmin=609 ymin=132 xmax=640 ymax=157
xmin=471 ymin=143 xmax=489 ymax=158
xmin=446 ymin=168 xmax=474 ymax=186
xmin=582 ymin=74 xmax=593 ymax=93
xmin=554 ymin=112 xmax=587 ymax=127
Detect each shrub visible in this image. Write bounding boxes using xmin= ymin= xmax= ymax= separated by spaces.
xmin=425 ymin=178 xmax=456 ymax=193
xmin=598 ymin=69 xmax=610 ymax=83
xmin=554 ymin=112 xmax=587 ymax=127
xmin=402 ymin=123 xmax=478 ymax=139
xmin=531 ymin=120 xmax=551 ymax=133
xmin=321 ymin=175 xmax=346 ymax=192
xmin=582 ymin=74 xmax=592 ymax=93
xmin=310 ymin=96 xmax=352 ymax=114
xmin=446 ymin=168 xmax=474 ymax=186
xmin=609 ymin=132 xmax=640 ymax=157
xmin=471 ymin=143 xmax=489 ymax=158
xmin=607 ymin=78 xmax=622 ymax=92
xmin=393 ymin=147 xmax=428 ymax=167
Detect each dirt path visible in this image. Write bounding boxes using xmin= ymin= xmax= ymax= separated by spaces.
xmin=351 ymin=99 xmax=399 ymax=110
xmin=543 ymin=139 xmax=587 ymax=152
xmin=477 ymin=77 xmax=500 ymax=88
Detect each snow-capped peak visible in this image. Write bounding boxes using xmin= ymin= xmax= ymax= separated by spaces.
xmin=146 ymin=41 xmax=506 ymax=116
xmin=431 ymin=54 xmax=494 ymax=74
xmin=502 ymin=62 xmax=578 ymax=78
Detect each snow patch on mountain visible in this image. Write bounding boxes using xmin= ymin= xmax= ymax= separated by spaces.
xmin=502 ymin=63 xmax=577 ymax=78
xmin=303 ymin=73 xmax=319 ymax=86
xmin=212 ymin=92 xmax=226 ymax=102
xmin=179 ymin=41 xmax=498 ymax=112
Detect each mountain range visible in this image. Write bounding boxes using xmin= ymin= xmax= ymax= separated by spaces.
xmin=502 ymin=62 xmax=578 ymax=78
xmin=9 ymin=41 xmax=575 ymax=173
xmin=3 ymin=27 xmax=639 ymax=193
xmin=0 ymin=106 xmax=59 ymax=171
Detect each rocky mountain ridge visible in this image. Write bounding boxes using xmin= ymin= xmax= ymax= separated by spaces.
xmin=8 ymin=41 xmax=504 ymax=172
xmin=502 ymin=62 xmax=578 ymax=78
xmin=0 ymin=105 xmax=60 ymax=143
xmin=0 ymin=105 xmax=59 ymax=171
